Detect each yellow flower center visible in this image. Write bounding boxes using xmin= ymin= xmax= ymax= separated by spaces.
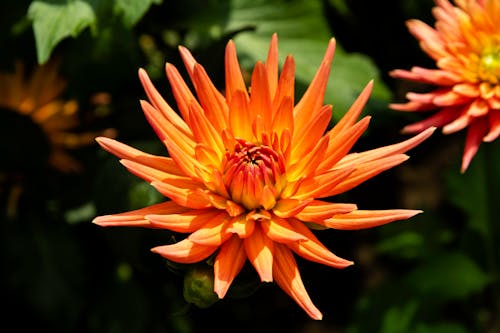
xmin=222 ymin=139 xmax=285 ymax=210
xmin=478 ymin=46 xmax=500 ymax=84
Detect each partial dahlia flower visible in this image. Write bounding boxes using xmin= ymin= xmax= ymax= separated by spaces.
xmin=93 ymin=34 xmax=434 ymax=319
xmin=0 ymin=59 xmax=115 ymax=172
xmin=390 ymin=0 xmax=500 ymax=172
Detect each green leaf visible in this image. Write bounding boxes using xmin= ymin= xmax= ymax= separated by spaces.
xmin=380 ymin=301 xmax=419 ymax=333
xmin=28 ymin=0 xmax=96 ymax=64
xmin=406 ymin=252 xmax=490 ymax=302
xmin=113 ymin=0 xmax=163 ymax=27
xmin=225 ymin=0 xmax=391 ymax=121
xmin=446 ymin=142 xmax=500 ymax=238
xmin=414 ymin=322 xmax=468 ymax=333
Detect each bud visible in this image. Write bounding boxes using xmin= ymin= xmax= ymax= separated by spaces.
xmin=183 ymin=264 xmax=219 ymax=308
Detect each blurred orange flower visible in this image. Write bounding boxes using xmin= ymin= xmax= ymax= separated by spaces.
xmin=93 ymin=34 xmax=434 ymax=319
xmin=0 ymin=59 xmax=115 ymax=173
xmin=390 ymin=0 xmax=500 ymax=172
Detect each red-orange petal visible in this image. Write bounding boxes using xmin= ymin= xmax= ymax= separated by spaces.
xmin=188 ymin=212 xmax=233 ymax=246
xmin=146 ymin=208 xmax=220 ymax=233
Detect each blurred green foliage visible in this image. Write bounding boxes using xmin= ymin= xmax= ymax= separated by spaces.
xmin=1 ymin=0 xmax=499 ymax=332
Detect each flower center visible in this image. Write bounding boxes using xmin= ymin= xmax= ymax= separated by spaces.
xmin=478 ymin=46 xmax=500 ymax=84
xmin=222 ymin=139 xmax=286 ymax=210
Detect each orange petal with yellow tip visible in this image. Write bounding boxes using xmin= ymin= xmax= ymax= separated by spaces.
xmin=322 ymin=209 xmax=422 ymax=230
xmin=287 ymin=219 xmax=354 ymax=268
xmin=214 ymin=235 xmax=247 ymax=298
xmin=93 ymin=201 xmax=188 ymax=227
xmin=244 ymin=225 xmax=274 ymax=282
xmin=146 ymin=208 xmax=220 ymax=233
xmin=260 ymin=215 xmax=307 ymax=244
xmin=151 ymin=238 xmax=218 ymax=264
xmin=295 ymin=200 xmax=357 ymax=222
xmin=273 ymin=244 xmax=323 ymax=320
xmin=188 ymin=212 xmax=233 ymax=246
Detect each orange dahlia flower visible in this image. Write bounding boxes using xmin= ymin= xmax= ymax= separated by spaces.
xmin=93 ymin=34 xmax=434 ymax=319
xmin=0 ymin=59 xmax=115 ymax=172
xmin=390 ymin=0 xmax=500 ymax=172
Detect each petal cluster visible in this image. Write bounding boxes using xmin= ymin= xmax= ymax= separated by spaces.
xmin=0 ymin=59 xmax=115 ymax=172
xmin=390 ymin=0 xmax=500 ymax=172
xmin=93 ymin=34 xmax=434 ymax=319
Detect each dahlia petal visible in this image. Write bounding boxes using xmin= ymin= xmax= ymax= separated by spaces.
xmin=401 ymin=109 xmax=458 ymax=133
xmin=272 ymin=55 xmax=295 ymax=119
xmin=214 ymin=235 xmax=247 ymax=298
xmin=338 ymin=127 xmax=436 ymax=167
xmin=328 ymin=155 xmax=410 ymax=197
xmin=295 ymin=200 xmax=357 ymax=222
xmin=93 ymin=201 xmax=188 ymax=227
xmin=165 ymin=63 xmax=198 ymax=121
xmin=120 ymin=159 xmax=190 ymax=183
xmin=271 ymin=96 xmax=294 ymax=140
xmin=291 ymin=105 xmax=332 ymax=164
xmin=466 ymin=99 xmax=489 ymax=117
xmin=146 ymin=208 xmax=220 ymax=232
xmin=225 ymin=40 xmax=249 ymax=104
xmin=151 ymin=238 xmax=218 ymax=264
xmin=150 ymin=180 xmax=212 ymax=209
xmin=287 ymin=135 xmax=329 ymax=181
xmin=453 ymin=83 xmax=480 ymax=97
xmin=260 ymin=185 xmax=277 ymax=210
xmin=260 ymin=215 xmax=307 ymax=243
xmin=191 ymin=63 xmax=229 ymax=132
xmin=95 ymin=137 xmax=184 ymax=176
xmin=461 ymin=118 xmax=489 ymax=173
xmin=442 ymin=112 xmax=471 ymax=134
xmin=265 ymin=33 xmax=279 ymax=99
xmin=249 ymin=62 xmax=273 ymax=136
xmin=227 ymin=215 xmax=255 ymax=238
xmin=273 ymin=244 xmax=322 ymax=320
xmin=290 ymin=167 xmax=355 ymax=200
xmin=317 ymin=116 xmax=371 ymax=173
xmin=273 ymin=198 xmax=313 ymax=218
xmin=294 ymin=38 xmax=336 ymax=135
xmin=229 ymin=90 xmax=253 ymax=139
xmin=244 ymin=225 xmax=274 ymax=282
xmin=484 ymin=110 xmax=500 ymax=142
xmin=287 ymin=219 xmax=354 ymax=268
xmin=138 ymin=69 xmax=192 ymax=136
xmin=188 ymin=101 xmax=224 ymax=156
xmin=389 ymin=100 xmax=436 ymax=112
xmin=322 ymin=209 xmax=422 ymax=230
xmin=188 ymin=212 xmax=232 ymax=246
xmin=329 ymin=81 xmax=373 ymax=139
xmin=178 ymin=45 xmax=197 ymax=81
xmin=432 ymin=89 xmax=472 ymax=106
